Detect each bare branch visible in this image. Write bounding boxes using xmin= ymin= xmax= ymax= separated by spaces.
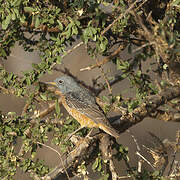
xmin=96 ymin=59 xmax=112 ymax=94
xmin=80 ymin=44 xmax=125 ymax=71
xmin=100 ymin=0 xmax=146 ymax=36
xmin=42 ymin=136 xmax=97 ymax=180
xmin=51 ymin=41 xmax=84 ymax=70
xmin=37 ymin=142 xmax=70 ymax=180
xmin=99 ymin=134 xmax=118 ymax=180
xmin=118 ymin=86 xmax=180 ymax=133
xmin=136 ymin=151 xmax=155 ymax=171
xmin=149 ymin=109 xmax=180 ymax=122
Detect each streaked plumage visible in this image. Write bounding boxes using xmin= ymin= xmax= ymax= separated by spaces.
xmin=53 ymin=75 xmax=119 ymax=138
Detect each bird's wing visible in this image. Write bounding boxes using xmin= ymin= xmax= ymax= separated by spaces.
xmin=65 ymin=92 xmax=111 ymax=126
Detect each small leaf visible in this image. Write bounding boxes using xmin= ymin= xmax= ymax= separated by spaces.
xmin=14 ymin=8 xmax=20 ymax=17
xmin=2 ymin=15 xmax=11 ymax=30
xmin=26 ymin=77 xmax=31 ymax=85
xmin=11 ymin=12 xmax=16 ymax=20
xmin=35 ymin=16 xmax=40 ymax=28
xmin=163 ymin=64 xmax=168 ymax=70
xmin=24 ymin=7 xmax=35 ymax=12
xmin=72 ymin=26 xmax=78 ymax=35
xmin=152 ymin=170 xmax=160 ymax=177
xmin=56 ymin=56 xmax=61 ymax=64
xmin=5 ymin=126 xmax=12 ymax=132
xmin=55 ymin=99 xmax=60 ymax=115
xmin=40 ymin=94 xmax=47 ymax=101
xmin=31 ymin=151 xmax=36 ymax=159
xmin=49 ymin=18 xmax=54 ymax=24
xmin=97 ymin=158 xmax=102 ymax=171
xmin=92 ymin=157 xmax=99 ymax=171
xmin=136 ymin=70 xmax=141 ymax=77
xmin=57 ymin=20 xmax=63 ymax=31
xmin=12 ymin=0 xmax=22 ymax=6
xmin=172 ymin=0 xmax=180 ymax=6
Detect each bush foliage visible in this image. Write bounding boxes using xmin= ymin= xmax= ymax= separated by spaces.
xmin=0 ymin=0 xmax=180 ymax=179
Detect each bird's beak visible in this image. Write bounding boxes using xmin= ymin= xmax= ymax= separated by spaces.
xmin=45 ymin=82 xmax=57 ymax=86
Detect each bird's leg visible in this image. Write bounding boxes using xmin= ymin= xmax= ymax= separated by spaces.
xmin=65 ymin=126 xmax=85 ymax=141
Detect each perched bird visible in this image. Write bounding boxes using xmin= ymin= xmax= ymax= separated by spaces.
xmin=47 ymin=75 xmax=119 ymax=138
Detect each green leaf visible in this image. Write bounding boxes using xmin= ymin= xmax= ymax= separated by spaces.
xmin=20 ymin=15 xmax=26 ymax=23
xmin=65 ymin=28 xmax=72 ymax=39
xmin=97 ymin=158 xmax=102 ymax=171
xmin=92 ymin=157 xmax=99 ymax=171
xmin=72 ymin=26 xmax=78 ymax=35
xmin=40 ymin=94 xmax=47 ymax=101
xmin=57 ymin=20 xmax=63 ymax=31
xmin=55 ymin=99 xmax=60 ymax=115
xmin=24 ymin=7 xmax=35 ymax=12
xmin=17 ymin=88 xmax=23 ymax=97
xmin=49 ymin=18 xmax=54 ymax=24
xmin=50 ymin=36 xmax=57 ymax=41
xmin=172 ymin=0 xmax=180 ymax=6
xmin=56 ymin=56 xmax=61 ymax=64
xmin=136 ymin=70 xmax=141 ymax=77
xmin=14 ymin=8 xmax=20 ymax=17
xmin=11 ymin=11 xmax=16 ymax=20
xmin=75 ymin=20 xmax=80 ymax=27
xmin=31 ymin=151 xmax=36 ymax=159
xmin=35 ymin=16 xmax=40 ymax=28
xmin=2 ymin=15 xmax=11 ymax=30
xmin=5 ymin=126 xmax=12 ymax=132
xmin=12 ymin=0 xmax=22 ymax=6
xmin=152 ymin=170 xmax=160 ymax=177
xmin=26 ymin=77 xmax=31 ymax=86
xmin=163 ymin=64 xmax=168 ymax=70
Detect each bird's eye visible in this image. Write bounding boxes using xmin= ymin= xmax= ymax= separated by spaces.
xmin=59 ymin=80 xmax=63 ymax=84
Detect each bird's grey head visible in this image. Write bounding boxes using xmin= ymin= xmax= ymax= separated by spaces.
xmin=54 ymin=75 xmax=80 ymax=94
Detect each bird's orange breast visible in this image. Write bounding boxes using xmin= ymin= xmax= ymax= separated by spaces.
xmin=61 ymin=96 xmax=98 ymax=128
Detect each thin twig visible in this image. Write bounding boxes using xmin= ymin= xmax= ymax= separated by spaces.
xmin=127 ymin=130 xmax=142 ymax=172
xmin=127 ymin=130 xmax=141 ymax=151
xmin=101 ymin=0 xmax=143 ymax=36
xmin=96 ymin=58 xmax=112 ymax=94
xmin=32 ymin=85 xmax=62 ymax=119
xmin=0 ymin=85 xmax=11 ymax=94
xmin=21 ymin=101 xmax=31 ymax=116
xmin=148 ymin=132 xmax=169 ymax=175
xmin=37 ymin=142 xmax=70 ymax=180
xmin=136 ymin=151 xmax=155 ymax=170
xmin=80 ymin=44 xmax=124 ymax=71
xmin=32 ymin=100 xmax=60 ymax=119
xmin=118 ymin=175 xmax=132 ymax=179
xmin=50 ymin=41 xmax=84 ymax=70
xmin=43 ymin=136 xmax=97 ymax=180
xmin=109 ymin=159 xmax=118 ymax=180
xmin=132 ymin=42 xmax=155 ymax=53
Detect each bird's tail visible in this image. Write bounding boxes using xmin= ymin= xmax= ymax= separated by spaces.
xmin=99 ymin=124 xmax=120 ymax=139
